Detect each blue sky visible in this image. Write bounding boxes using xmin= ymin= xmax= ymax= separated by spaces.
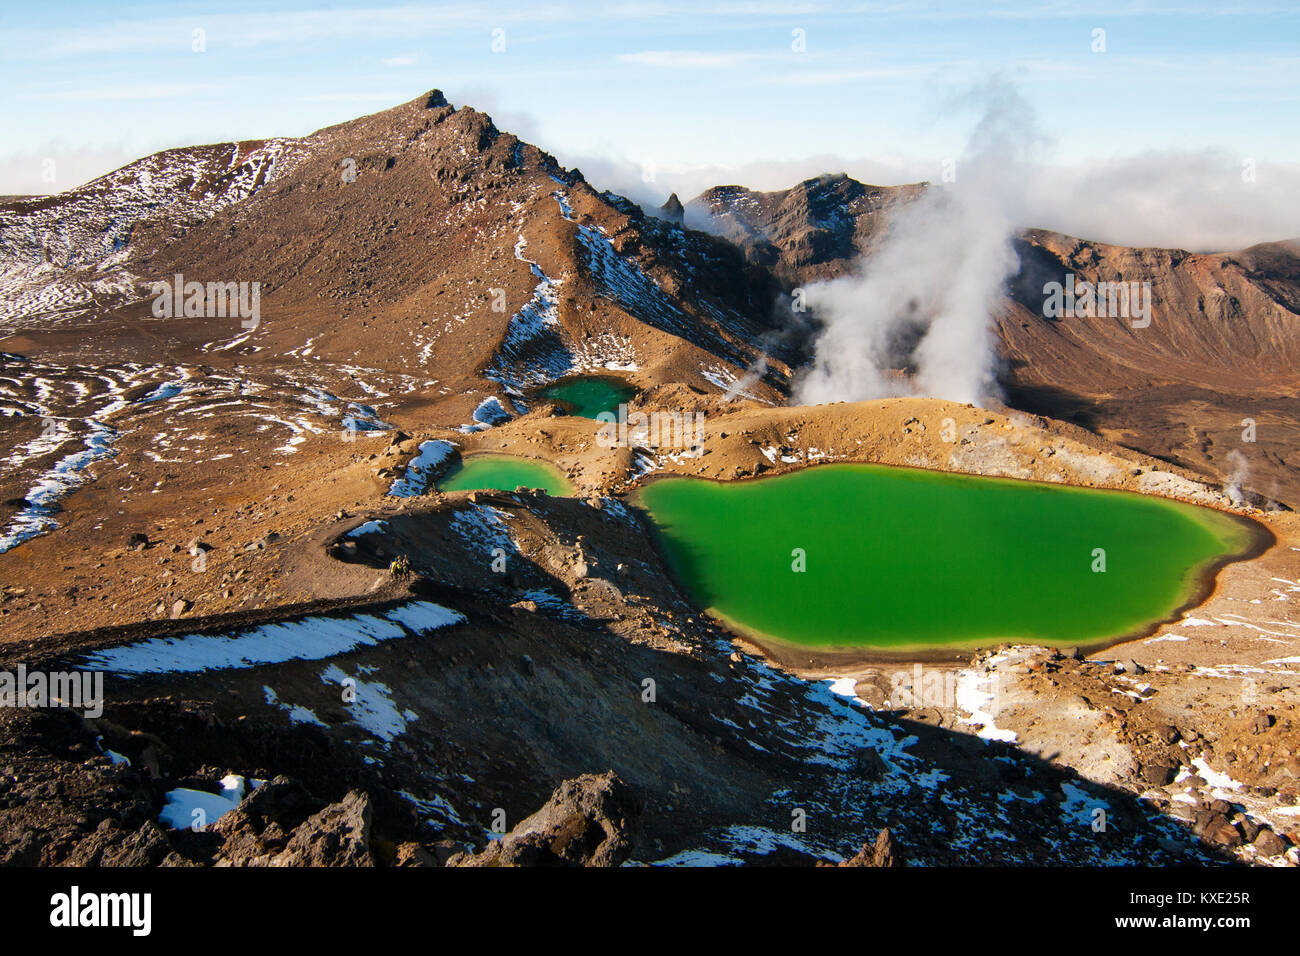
xmin=2 ymin=0 xmax=1298 ymax=242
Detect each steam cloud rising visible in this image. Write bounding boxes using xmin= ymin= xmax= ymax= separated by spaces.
xmin=793 ymin=80 xmax=1039 ymax=409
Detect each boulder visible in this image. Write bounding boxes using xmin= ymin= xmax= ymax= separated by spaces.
xmin=271 ymin=790 xmax=375 ymax=867
xmin=854 ymin=746 xmax=888 ymax=780
xmin=448 ymin=771 xmax=640 ymax=867
xmin=392 ymin=842 xmax=436 ymax=867
xmin=1139 ymin=761 xmax=1175 ymax=786
xmin=214 ymin=775 xmax=318 ymax=865
xmin=68 ymin=819 xmax=173 ymax=867
xmin=1252 ymin=828 xmax=1286 ymax=858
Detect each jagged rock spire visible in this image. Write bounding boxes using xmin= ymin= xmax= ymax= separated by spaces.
xmin=659 ymin=192 xmax=685 ymax=224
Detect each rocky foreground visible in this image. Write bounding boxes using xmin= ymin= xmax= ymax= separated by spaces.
xmin=0 ymin=396 xmax=1296 ymax=867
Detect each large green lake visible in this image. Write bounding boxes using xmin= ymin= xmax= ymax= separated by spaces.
xmin=634 ymin=464 xmax=1260 ymax=653
xmin=537 ymin=376 xmax=636 ymax=419
xmin=437 ymin=454 xmax=573 ymax=496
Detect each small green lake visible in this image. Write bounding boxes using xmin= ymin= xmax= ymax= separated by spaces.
xmin=634 ymin=464 xmax=1262 ymax=653
xmin=537 ymin=376 xmax=637 ymax=420
xmin=437 ymin=454 xmax=573 ymax=496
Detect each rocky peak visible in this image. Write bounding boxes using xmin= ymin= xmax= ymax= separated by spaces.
xmin=687 ymin=173 xmax=924 ymax=284
xmin=659 ymin=192 xmax=685 ymax=224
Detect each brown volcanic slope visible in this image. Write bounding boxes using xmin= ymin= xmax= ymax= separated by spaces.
xmin=0 ymin=139 xmax=291 ymax=328
xmin=691 ymin=176 xmax=1300 ymax=506
xmin=131 ymin=92 xmax=790 ymax=406
xmin=3 ymin=91 xmax=786 ymax=408
xmin=1002 ymin=232 xmax=1300 ymax=507
xmin=0 ymin=90 xmax=790 ymax=629
xmin=0 ymin=91 xmax=790 ymax=650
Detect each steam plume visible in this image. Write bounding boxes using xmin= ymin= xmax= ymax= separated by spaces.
xmin=791 ymin=79 xmax=1042 ymax=409
xmin=1224 ymin=448 xmax=1250 ymax=507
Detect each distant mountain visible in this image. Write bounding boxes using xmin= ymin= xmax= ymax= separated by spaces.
xmin=0 ymin=139 xmax=294 ymax=325
xmin=688 ymin=173 xmax=927 ymax=283
xmin=1 ymin=91 xmax=788 ymax=412
xmin=690 ymin=173 xmax=1300 ymax=504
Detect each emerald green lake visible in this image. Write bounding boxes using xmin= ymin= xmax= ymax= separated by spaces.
xmin=538 ymin=376 xmax=637 ymax=419
xmin=437 ymin=454 xmax=573 ymax=496
xmin=635 ymin=464 xmax=1261 ymax=653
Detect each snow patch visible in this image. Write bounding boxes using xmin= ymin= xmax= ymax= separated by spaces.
xmin=80 ymin=601 xmax=466 ymax=676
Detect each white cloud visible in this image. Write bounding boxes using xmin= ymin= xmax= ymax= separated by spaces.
xmin=0 ymin=141 xmax=144 ymax=195
xmin=1015 ymin=153 xmax=1300 ymax=251
xmin=568 ymin=149 xmax=1300 ymax=252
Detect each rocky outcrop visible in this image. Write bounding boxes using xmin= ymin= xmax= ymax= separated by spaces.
xmin=272 ymin=790 xmax=374 ymax=867
xmin=216 ymin=783 xmax=375 ymax=867
xmin=820 ymin=828 xmax=902 ymax=867
xmin=658 ymin=193 xmax=685 ymax=224
xmin=213 ymin=775 xmax=318 ymax=865
xmin=67 ymin=819 xmax=176 ymax=867
xmin=448 ymin=771 xmax=640 ymax=867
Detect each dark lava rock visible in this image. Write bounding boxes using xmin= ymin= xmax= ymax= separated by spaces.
xmin=1235 ymin=814 xmax=1261 ymax=842
xmin=1252 ymin=828 xmax=1286 ymax=858
xmin=1140 ymin=761 xmax=1176 ymax=786
xmin=0 ymin=829 xmax=43 ymax=866
xmin=448 ymin=771 xmax=640 ymax=867
xmin=273 ymin=790 xmax=374 ymax=867
xmin=214 ymin=775 xmax=319 ymax=865
xmin=1153 ymin=723 xmax=1180 ymax=744
xmin=854 ymin=746 xmax=888 ymax=780
xmin=68 ymin=818 xmax=173 ymax=867
xmin=1198 ymin=813 xmax=1242 ymax=847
